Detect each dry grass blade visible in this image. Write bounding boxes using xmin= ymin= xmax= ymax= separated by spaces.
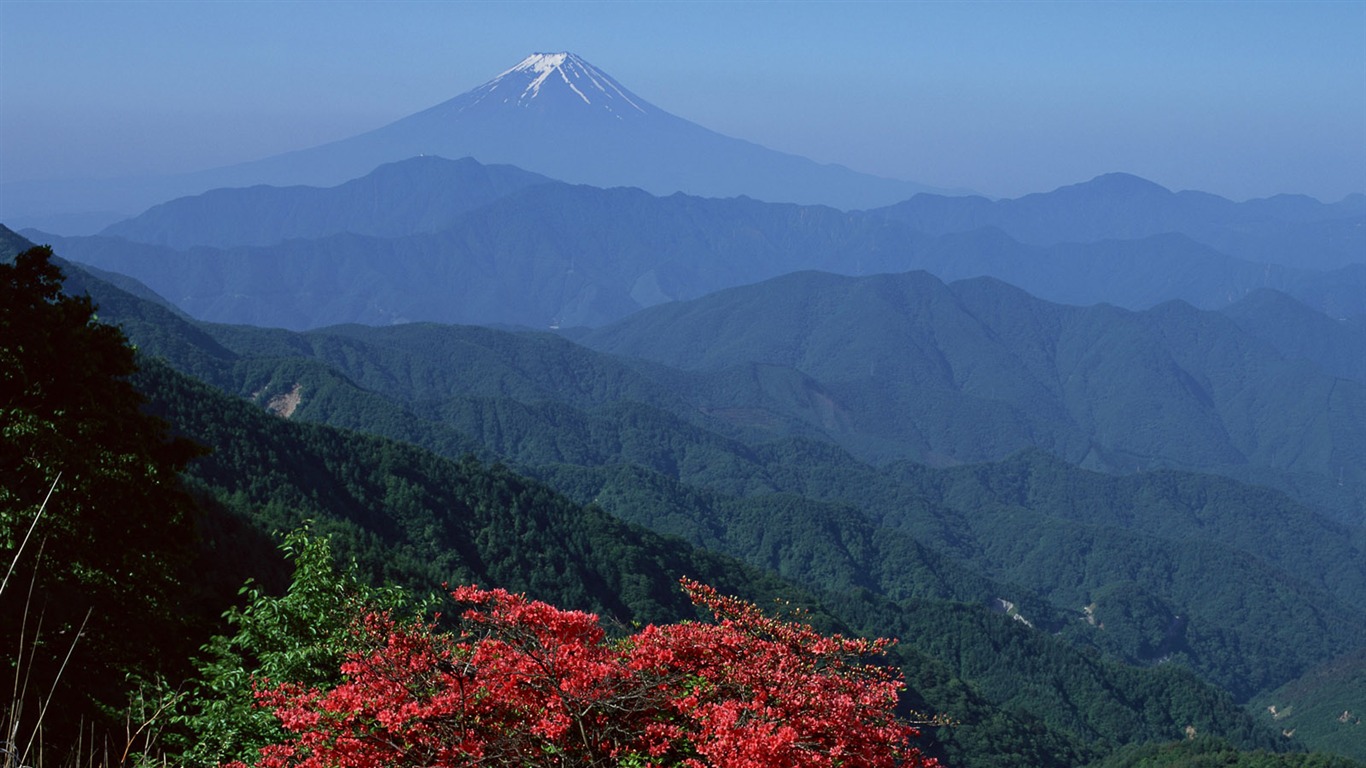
xmin=17 ymin=607 xmax=92 ymax=768
xmin=1 ymin=473 xmax=60 ymax=600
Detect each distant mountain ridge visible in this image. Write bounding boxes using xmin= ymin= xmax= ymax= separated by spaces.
xmin=1220 ymin=289 xmax=1366 ymax=384
xmin=100 ymin=156 xmax=553 ymax=249
xmin=30 ymin=180 xmax=926 ymax=328
xmin=876 ymin=173 xmax=1366 ymax=270
xmin=31 ymin=160 xmax=1366 ymax=330
xmin=37 ymin=221 xmax=1360 ymax=526
xmin=0 ymin=52 xmax=945 ymax=230
xmin=578 ymin=269 xmax=1366 ymax=520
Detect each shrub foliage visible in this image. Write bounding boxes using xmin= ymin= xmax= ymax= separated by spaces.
xmin=234 ymin=576 xmax=938 ymax=768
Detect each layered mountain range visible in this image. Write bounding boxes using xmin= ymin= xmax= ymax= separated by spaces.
xmin=4 ymin=48 xmax=1364 ymax=765
xmin=26 ymin=156 xmax=1366 ymax=332
xmin=879 ymin=172 xmax=1366 ymax=271
xmin=1 ymin=52 xmax=943 ymax=231
xmin=10 ymin=227 xmax=1363 ymax=763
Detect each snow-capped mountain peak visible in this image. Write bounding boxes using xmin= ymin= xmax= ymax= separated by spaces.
xmin=12 ymin=49 xmax=941 ymax=220
xmin=469 ymin=51 xmax=648 ymax=115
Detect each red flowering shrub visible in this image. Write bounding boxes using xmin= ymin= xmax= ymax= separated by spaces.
xmin=232 ymin=578 xmax=940 ymax=768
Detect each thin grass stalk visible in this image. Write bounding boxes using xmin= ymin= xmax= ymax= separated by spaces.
xmin=10 ymin=541 xmax=45 ymax=708
xmin=5 ymin=543 xmax=49 ymax=768
xmin=118 ymin=680 xmax=180 ymax=767
xmin=1 ymin=473 xmax=60 ymax=599
xmin=18 ymin=606 xmax=92 ymax=768
xmin=4 ymin=479 xmax=59 ymax=767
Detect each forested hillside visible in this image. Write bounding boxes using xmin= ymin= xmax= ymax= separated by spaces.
xmin=6 ymin=234 xmax=1357 ymax=763
xmin=7 ymin=242 xmax=1312 ymax=767
xmin=1253 ymin=650 xmax=1366 ymax=763
xmin=578 ymin=269 xmax=1366 ymax=522
xmin=137 ymin=356 xmax=1300 ymax=766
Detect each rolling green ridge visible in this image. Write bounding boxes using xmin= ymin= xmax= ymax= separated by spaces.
xmin=11 ymin=233 xmax=1363 ymax=763
xmin=56 ymin=251 xmax=1366 ymax=705
xmin=0 ymin=238 xmax=1230 ymax=765
xmin=62 ymin=240 xmax=1363 ymax=527
xmin=131 ymin=357 xmax=1297 ymax=766
xmin=1221 ymin=289 xmax=1366 ymax=385
xmin=1090 ymin=736 xmax=1362 ymax=767
xmin=1252 ymin=649 xmax=1366 ymax=762
xmin=135 ymin=358 xmax=798 ymax=628
xmin=550 ymin=451 xmax=1366 ymax=698
xmin=579 ymin=269 xmax=1366 ymax=522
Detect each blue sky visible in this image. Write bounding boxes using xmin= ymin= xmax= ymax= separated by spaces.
xmin=1 ymin=0 xmax=1362 ymax=201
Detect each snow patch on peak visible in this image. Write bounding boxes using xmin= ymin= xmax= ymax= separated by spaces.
xmin=479 ymin=51 xmax=647 ymax=114
xmin=502 ymin=52 xmax=571 ymax=77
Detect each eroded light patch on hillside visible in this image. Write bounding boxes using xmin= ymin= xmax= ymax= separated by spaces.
xmin=265 ymin=383 xmax=303 ymax=419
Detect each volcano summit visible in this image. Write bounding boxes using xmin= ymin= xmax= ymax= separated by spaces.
xmin=2 ymin=52 xmax=942 ymax=229
xmin=469 ymin=52 xmax=651 ymax=115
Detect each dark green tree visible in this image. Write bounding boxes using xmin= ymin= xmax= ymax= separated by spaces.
xmin=1 ymin=246 xmax=204 ymax=749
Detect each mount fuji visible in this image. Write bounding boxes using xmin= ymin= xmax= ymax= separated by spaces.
xmin=3 ymin=52 xmax=944 ymax=231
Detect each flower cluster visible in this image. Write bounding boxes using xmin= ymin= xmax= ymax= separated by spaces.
xmin=230 ymin=579 xmax=940 ymax=768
